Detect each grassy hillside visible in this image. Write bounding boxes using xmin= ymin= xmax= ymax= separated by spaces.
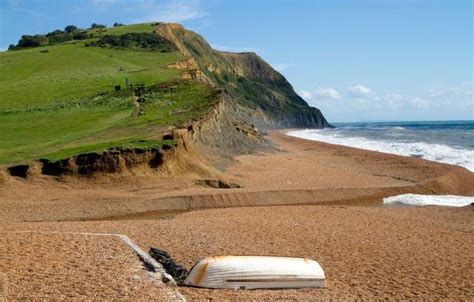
xmin=0 ymin=22 xmax=330 ymax=167
xmin=0 ymin=23 xmax=182 ymax=109
xmin=90 ymin=23 xmax=156 ymax=35
xmin=0 ymin=23 xmax=217 ymax=165
xmin=0 ymin=79 xmax=218 ymax=164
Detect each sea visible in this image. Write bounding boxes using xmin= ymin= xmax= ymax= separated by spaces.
xmin=287 ymin=120 xmax=474 ymax=207
xmin=287 ymin=120 xmax=474 ymax=172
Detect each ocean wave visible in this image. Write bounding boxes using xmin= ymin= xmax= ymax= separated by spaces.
xmin=383 ymin=194 xmax=473 ymax=207
xmin=287 ymin=129 xmax=474 ymax=171
xmin=390 ymin=126 xmax=406 ymax=130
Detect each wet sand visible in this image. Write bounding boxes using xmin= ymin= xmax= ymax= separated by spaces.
xmin=1 ymin=131 xmax=473 ymax=300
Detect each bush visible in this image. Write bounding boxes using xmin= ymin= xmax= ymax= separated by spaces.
xmin=64 ymin=25 xmax=78 ymax=33
xmin=91 ymin=23 xmax=107 ymax=29
xmin=46 ymin=31 xmax=73 ymax=44
xmin=89 ymin=32 xmax=176 ymax=51
xmin=9 ymin=27 xmax=90 ymax=50
xmin=72 ymin=31 xmax=89 ymax=40
xmin=17 ymin=35 xmax=49 ymax=48
xmin=46 ymin=29 xmax=63 ymax=36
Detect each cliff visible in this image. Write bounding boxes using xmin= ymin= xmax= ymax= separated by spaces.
xmin=155 ymin=23 xmax=331 ymax=130
xmin=1 ymin=22 xmax=331 ymax=178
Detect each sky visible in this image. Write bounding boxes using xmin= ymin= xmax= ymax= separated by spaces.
xmin=0 ymin=0 xmax=472 ymax=122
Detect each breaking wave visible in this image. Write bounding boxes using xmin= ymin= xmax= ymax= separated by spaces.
xmin=383 ymin=194 xmax=473 ymax=207
xmin=287 ymin=128 xmax=474 ymax=171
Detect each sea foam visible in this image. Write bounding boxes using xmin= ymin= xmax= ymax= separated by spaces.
xmin=287 ymin=129 xmax=474 ymax=172
xmin=383 ymin=194 xmax=473 ymax=207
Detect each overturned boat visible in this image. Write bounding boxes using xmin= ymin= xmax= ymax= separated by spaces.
xmin=183 ymin=255 xmax=325 ymax=289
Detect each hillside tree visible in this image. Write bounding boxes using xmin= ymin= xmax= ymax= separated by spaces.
xmin=64 ymin=25 xmax=78 ymax=33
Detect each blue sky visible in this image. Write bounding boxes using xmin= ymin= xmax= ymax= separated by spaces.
xmin=1 ymin=0 xmax=472 ymax=122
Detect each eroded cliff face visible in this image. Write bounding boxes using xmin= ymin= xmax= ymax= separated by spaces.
xmin=155 ymin=23 xmax=331 ymax=130
xmin=3 ymin=95 xmax=262 ymax=178
xmin=160 ymin=98 xmax=264 ymax=177
xmin=6 ymin=148 xmax=165 ymax=178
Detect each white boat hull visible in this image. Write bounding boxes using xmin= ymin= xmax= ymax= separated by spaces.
xmin=183 ymin=256 xmax=325 ymax=289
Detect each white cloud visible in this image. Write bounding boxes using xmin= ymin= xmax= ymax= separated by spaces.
xmin=427 ymin=82 xmax=473 ymax=100
xmin=298 ymin=89 xmax=312 ymax=100
xmin=135 ymin=0 xmax=206 ymax=23
xmin=310 ymin=81 xmax=472 ymax=122
xmin=384 ymin=93 xmax=403 ymax=101
xmin=348 ymin=84 xmax=375 ymax=98
xmin=383 ymin=93 xmax=404 ymax=110
xmin=410 ymin=97 xmax=429 ymax=109
xmin=314 ymin=87 xmax=342 ymax=100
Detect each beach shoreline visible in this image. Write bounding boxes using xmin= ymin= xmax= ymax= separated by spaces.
xmin=1 ymin=131 xmax=473 ymax=300
xmin=1 ymin=131 xmax=473 ymax=222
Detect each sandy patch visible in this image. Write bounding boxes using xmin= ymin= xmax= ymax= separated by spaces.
xmin=2 ymin=204 xmax=473 ymax=301
xmin=0 ymin=232 xmax=179 ymax=301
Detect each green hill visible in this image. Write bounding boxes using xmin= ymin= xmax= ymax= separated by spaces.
xmin=1 ymin=23 xmax=179 ymax=109
xmin=0 ymin=22 xmax=329 ymax=167
xmin=0 ymin=23 xmax=216 ymax=164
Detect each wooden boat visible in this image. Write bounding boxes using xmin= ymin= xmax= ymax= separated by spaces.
xmin=183 ymin=255 xmax=325 ymax=289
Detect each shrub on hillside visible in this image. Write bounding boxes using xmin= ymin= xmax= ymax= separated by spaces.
xmin=91 ymin=23 xmax=107 ymax=29
xmin=88 ymin=32 xmax=176 ymax=51
xmin=9 ymin=26 xmax=90 ymax=50
xmin=46 ymin=30 xmax=70 ymax=44
xmin=64 ymin=25 xmax=78 ymax=33
xmin=15 ymin=35 xmax=49 ymax=48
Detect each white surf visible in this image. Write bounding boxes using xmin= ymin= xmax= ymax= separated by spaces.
xmin=287 ymin=129 xmax=474 ymax=172
xmin=383 ymin=194 xmax=474 ymax=207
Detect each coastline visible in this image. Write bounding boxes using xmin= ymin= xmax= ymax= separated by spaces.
xmin=1 ymin=130 xmax=473 ymax=300
xmin=285 ymin=122 xmax=474 ymax=173
xmin=1 ymin=130 xmax=473 ymax=222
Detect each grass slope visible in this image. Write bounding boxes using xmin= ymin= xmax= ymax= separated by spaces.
xmin=91 ymin=23 xmax=157 ymax=35
xmin=0 ymin=42 xmax=181 ymax=109
xmin=0 ymin=23 xmax=217 ymax=165
xmin=0 ymin=80 xmax=217 ymax=164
